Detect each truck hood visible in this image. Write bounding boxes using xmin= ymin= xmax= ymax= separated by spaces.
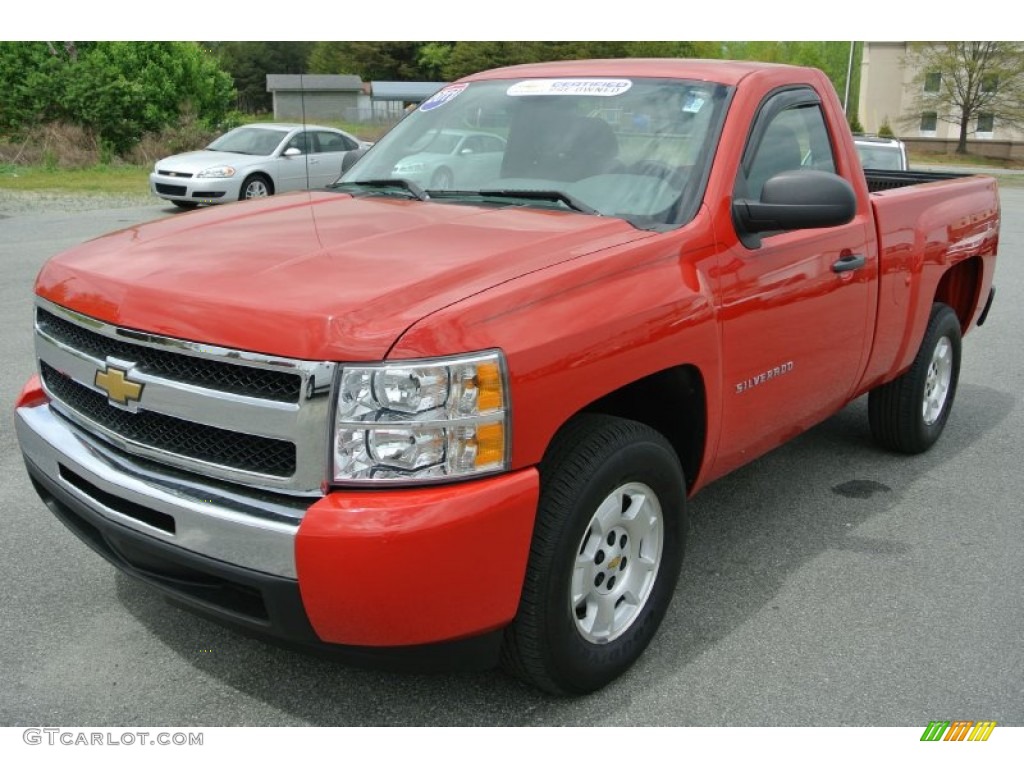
xmin=36 ymin=191 xmax=651 ymax=360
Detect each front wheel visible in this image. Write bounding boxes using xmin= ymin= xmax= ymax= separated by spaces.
xmin=501 ymin=414 xmax=686 ymax=695
xmin=239 ymin=174 xmax=273 ymax=201
xmin=429 ymin=167 xmax=454 ymax=190
xmin=869 ymin=302 xmax=962 ymax=454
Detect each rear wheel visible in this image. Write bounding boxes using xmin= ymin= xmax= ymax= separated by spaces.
xmin=239 ymin=174 xmax=273 ymax=201
xmin=501 ymin=414 xmax=686 ymax=695
xmin=869 ymin=302 xmax=962 ymax=453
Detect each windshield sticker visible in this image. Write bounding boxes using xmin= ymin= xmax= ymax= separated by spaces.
xmin=507 ymin=79 xmax=633 ymax=97
xmin=682 ymin=93 xmax=707 ymax=113
xmin=419 ymin=83 xmax=468 ymax=112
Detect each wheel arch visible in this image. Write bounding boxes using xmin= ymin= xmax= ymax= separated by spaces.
xmin=431 ymin=165 xmax=454 ymax=184
xmin=562 ymin=364 xmax=707 ymax=494
xmin=934 ymin=256 xmax=982 ymax=335
xmin=242 ymin=171 xmax=275 ymax=196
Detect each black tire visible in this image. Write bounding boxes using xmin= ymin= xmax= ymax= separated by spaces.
xmin=239 ymin=174 xmax=273 ymax=201
xmin=501 ymin=414 xmax=686 ymax=695
xmin=429 ymin=167 xmax=454 ymax=190
xmin=171 ymin=201 xmax=199 ymax=210
xmin=869 ymin=302 xmax=962 ymax=454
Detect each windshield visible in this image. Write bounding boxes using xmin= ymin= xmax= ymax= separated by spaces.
xmin=341 ymin=77 xmax=731 ymax=229
xmin=208 ymin=126 xmax=290 ymax=156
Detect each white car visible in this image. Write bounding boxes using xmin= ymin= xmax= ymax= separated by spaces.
xmin=391 ymin=129 xmax=507 ymax=190
xmin=150 ymin=123 xmax=372 ymax=209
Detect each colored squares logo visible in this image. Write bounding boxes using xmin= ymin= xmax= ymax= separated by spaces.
xmin=921 ymin=720 xmax=997 ymax=742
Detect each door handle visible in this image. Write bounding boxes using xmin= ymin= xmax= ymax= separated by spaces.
xmin=832 ymin=254 xmax=865 ymax=273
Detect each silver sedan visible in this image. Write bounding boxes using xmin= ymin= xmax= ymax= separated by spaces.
xmin=149 ymin=123 xmax=371 ymax=209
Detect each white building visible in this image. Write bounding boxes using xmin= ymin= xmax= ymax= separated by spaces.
xmin=858 ymin=41 xmax=1024 ymax=160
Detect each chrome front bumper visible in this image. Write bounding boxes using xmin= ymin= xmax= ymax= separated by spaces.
xmin=16 ymin=402 xmax=305 ymax=579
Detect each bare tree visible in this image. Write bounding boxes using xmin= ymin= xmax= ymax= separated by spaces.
xmin=904 ymin=42 xmax=1024 ymax=154
xmin=45 ymin=42 xmax=78 ymax=61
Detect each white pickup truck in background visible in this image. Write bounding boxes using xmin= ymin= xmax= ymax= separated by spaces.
xmin=853 ymin=134 xmax=909 ymax=171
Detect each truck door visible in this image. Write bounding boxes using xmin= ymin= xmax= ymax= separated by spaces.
xmin=713 ymin=87 xmax=876 ymax=476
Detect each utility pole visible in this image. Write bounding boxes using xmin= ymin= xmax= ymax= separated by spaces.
xmin=843 ymin=41 xmax=856 ymax=115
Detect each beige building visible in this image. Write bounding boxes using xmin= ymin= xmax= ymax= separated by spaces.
xmin=858 ymin=41 xmax=1024 ymax=159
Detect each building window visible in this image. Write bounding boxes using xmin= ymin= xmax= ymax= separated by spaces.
xmin=920 ymin=112 xmax=938 ymax=136
xmin=982 ymin=74 xmax=999 ymax=94
xmin=924 ymin=72 xmax=941 ymax=93
xmin=977 ymin=112 xmax=994 ymax=139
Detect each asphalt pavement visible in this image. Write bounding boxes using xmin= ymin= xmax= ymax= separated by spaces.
xmin=1 ymin=190 xmax=1022 ymax=727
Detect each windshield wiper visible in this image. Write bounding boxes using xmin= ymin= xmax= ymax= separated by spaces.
xmin=475 ymin=189 xmax=600 ymax=216
xmin=330 ymin=178 xmax=428 ymax=201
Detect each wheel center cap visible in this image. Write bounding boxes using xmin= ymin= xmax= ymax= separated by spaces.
xmin=607 ymin=555 xmax=622 ymax=570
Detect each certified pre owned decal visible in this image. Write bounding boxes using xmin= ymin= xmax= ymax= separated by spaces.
xmin=419 ymin=83 xmax=468 ymax=112
xmin=507 ymin=79 xmax=633 ymax=97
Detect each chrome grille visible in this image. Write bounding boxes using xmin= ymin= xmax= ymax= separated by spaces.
xmin=37 ymin=309 xmax=302 ymax=402
xmin=34 ymin=299 xmax=337 ymax=495
xmin=41 ymin=362 xmax=296 ymax=477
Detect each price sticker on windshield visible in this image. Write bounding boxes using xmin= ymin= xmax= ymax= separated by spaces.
xmin=507 ymin=79 xmax=633 ymax=97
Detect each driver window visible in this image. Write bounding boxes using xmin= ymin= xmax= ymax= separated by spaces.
xmin=739 ymin=104 xmax=836 ymax=201
xmin=461 ymin=136 xmax=484 ymax=154
xmin=284 ymin=132 xmax=310 ymax=155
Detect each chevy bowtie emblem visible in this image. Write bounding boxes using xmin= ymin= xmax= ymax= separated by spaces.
xmin=95 ymin=365 xmax=144 ymax=406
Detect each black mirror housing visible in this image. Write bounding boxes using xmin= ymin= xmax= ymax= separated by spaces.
xmin=733 ymin=169 xmax=857 ymax=248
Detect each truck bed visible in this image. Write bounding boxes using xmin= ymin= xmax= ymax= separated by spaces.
xmin=865 ymin=168 xmax=971 ymax=193
xmin=859 ymin=171 xmax=999 ymax=393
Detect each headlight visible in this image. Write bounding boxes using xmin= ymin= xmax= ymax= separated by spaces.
xmin=333 ymin=351 xmax=509 ymax=484
xmin=196 ymin=165 xmax=236 ymax=179
xmin=394 ymin=162 xmax=425 ymax=174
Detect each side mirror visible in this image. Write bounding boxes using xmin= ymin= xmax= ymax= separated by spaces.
xmin=283 ymin=147 xmax=302 ymax=158
xmin=733 ymin=169 xmax=856 ymax=249
xmin=341 ymin=147 xmax=369 ymax=173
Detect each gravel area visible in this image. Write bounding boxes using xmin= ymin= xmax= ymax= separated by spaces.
xmin=0 ymin=188 xmax=157 ymax=215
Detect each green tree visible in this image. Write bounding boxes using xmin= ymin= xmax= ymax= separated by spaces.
xmin=307 ymin=41 xmax=348 ymax=75
xmin=442 ymin=42 xmax=530 ymax=80
xmin=440 ymin=41 xmax=718 ymax=81
xmin=903 ymin=42 xmax=1024 ymax=154
xmin=62 ymin=42 xmax=234 ymax=153
xmin=417 ymin=42 xmax=454 ymax=81
xmin=0 ymin=41 xmax=234 ymax=153
xmin=721 ymin=41 xmax=860 ymax=106
xmin=304 ymin=41 xmax=427 ymax=80
xmin=0 ymin=42 xmax=88 ymax=132
xmin=212 ymin=42 xmax=312 ymax=112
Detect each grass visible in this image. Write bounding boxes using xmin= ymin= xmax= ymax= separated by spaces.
xmin=0 ymin=164 xmax=150 ymax=195
xmin=908 ymin=150 xmax=1024 ymax=170
xmin=3 ymin=145 xmax=1023 ymax=196
xmin=236 ymin=113 xmax=394 ymax=142
xmin=0 ymin=116 xmax=393 ymax=198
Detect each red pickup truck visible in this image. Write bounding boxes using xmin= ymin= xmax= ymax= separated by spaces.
xmin=15 ymin=59 xmax=999 ymax=695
